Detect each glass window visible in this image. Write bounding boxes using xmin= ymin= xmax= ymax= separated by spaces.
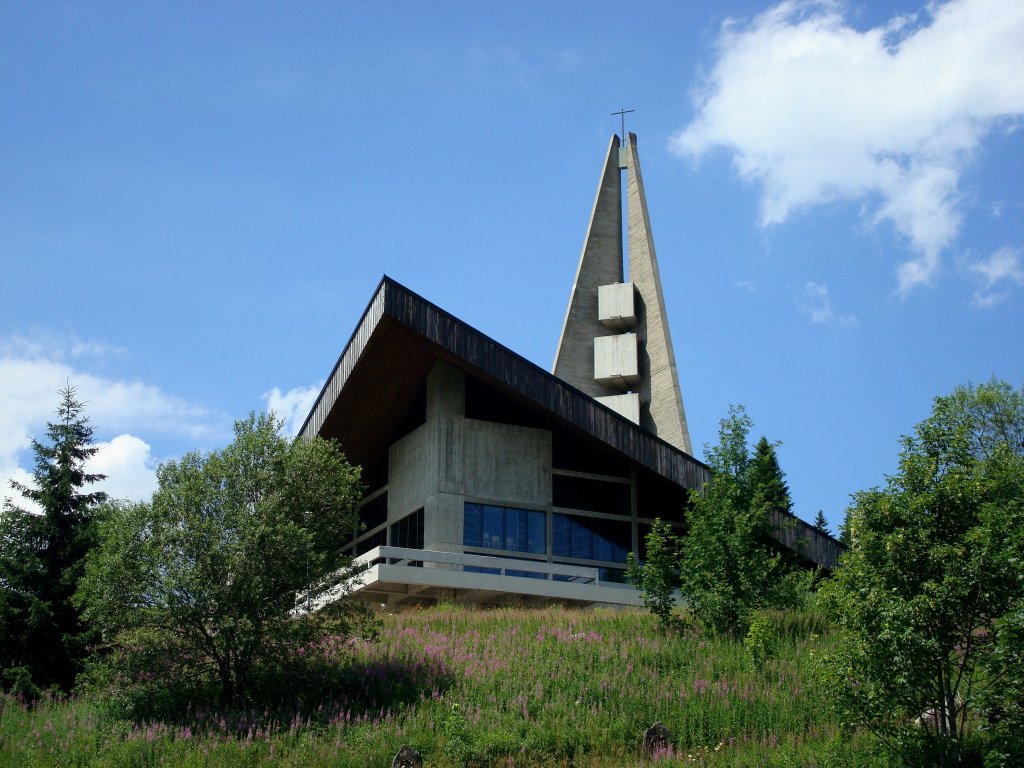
xmin=506 ymin=568 xmax=544 ymax=580
xmin=505 ymin=508 xmax=520 ymax=550
xmin=483 ymin=505 xmax=503 ymax=548
xmin=466 ymin=556 xmax=544 ymax=580
xmin=528 ymin=512 xmax=546 ymax=555
xmin=552 ymin=513 xmax=631 ymax=564
xmin=358 ymin=492 xmax=388 ymax=532
xmin=464 ymin=503 xmax=483 ymax=547
xmin=553 ymin=513 xmax=570 ymax=555
xmin=599 ymin=567 xmax=629 ymax=584
xmin=464 ymin=565 xmax=501 ymax=576
xmin=553 ymin=474 xmax=631 ymax=515
xmin=464 ymin=503 xmax=546 ymax=554
xmin=391 ymin=509 xmax=424 ymax=550
xmin=355 ymin=529 xmax=386 ymax=556
xmin=571 ymin=518 xmax=593 ymax=559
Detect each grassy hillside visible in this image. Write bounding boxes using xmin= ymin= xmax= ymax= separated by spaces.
xmin=0 ymin=605 xmax=893 ymax=767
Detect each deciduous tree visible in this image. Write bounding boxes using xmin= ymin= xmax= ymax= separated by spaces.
xmin=77 ymin=413 xmax=366 ymax=707
xmin=819 ymin=379 xmax=1024 ymax=767
xmin=626 ymin=518 xmax=679 ymax=632
xmin=676 ymin=406 xmax=804 ymax=636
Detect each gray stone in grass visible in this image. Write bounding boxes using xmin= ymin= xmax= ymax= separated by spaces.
xmin=392 ymin=745 xmax=423 ymax=768
xmin=642 ymin=722 xmax=671 ymax=755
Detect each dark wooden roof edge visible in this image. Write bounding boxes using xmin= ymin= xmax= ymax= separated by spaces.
xmin=377 ymin=277 xmax=711 ymax=482
xmin=769 ymin=509 xmax=845 ymax=571
xmin=299 ymin=275 xmax=711 ymax=487
xmin=297 ymin=275 xmax=390 ymax=439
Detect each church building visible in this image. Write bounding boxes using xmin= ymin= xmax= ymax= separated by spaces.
xmin=298 ymin=133 xmax=841 ymax=609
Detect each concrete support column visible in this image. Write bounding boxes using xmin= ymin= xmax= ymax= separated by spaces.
xmin=423 ymin=361 xmax=466 ymax=557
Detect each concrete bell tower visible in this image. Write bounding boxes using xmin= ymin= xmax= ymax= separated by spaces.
xmin=553 ymin=132 xmax=692 ymax=455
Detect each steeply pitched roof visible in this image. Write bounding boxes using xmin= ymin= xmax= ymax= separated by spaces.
xmin=299 ymin=276 xmax=844 ymax=570
xmin=299 ymin=276 xmax=711 ymax=490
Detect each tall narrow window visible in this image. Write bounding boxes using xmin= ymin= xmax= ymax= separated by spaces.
xmin=391 ymin=508 xmax=424 ymax=550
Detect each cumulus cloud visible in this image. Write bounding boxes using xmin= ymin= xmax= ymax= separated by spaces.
xmin=798 ymin=281 xmax=856 ymax=325
xmin=0 ymin=334 xmax=223 ymax=510
xmin=671 ymin=0 xmax=1024 ymax=295
xmin=968 ymin=246 xmax=1024 ymax=308
xmin=86 ymin=435 xmax=159 ymax=503
xmin=263 ymin=383 xmax=323 ymax=438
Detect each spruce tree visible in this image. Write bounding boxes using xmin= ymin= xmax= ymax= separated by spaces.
xmin=0 ymin=385 xmax=107 ymax=694
xmin=747 ymin=436 xmax=792 ymax=516
xmin=813 ymin=510 xmax=831 ymax=536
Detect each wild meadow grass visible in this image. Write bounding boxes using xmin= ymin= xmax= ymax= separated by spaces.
xmin=0 ymin=606 xmax=894 ymax=767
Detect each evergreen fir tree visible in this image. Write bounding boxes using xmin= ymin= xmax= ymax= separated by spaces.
xmin=0 ymin=385 xmax=107 ymax=694
xmin=747 ymin=436 xmax=792 ymax=516
xmin=813 ymin=510 xmax=831 ymax=536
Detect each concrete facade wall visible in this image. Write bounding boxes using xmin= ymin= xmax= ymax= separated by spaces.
xmin=464 ymin=419 xmax=551 ymax=507
xmin=385 ymin=360 xmax=555 ymax=558
xmin=387 ymin=425 xmax=429 ymax=521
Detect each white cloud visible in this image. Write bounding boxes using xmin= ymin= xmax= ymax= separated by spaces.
xmin=968 ymin=246 xmax=1024 ymax=308
xmin=671 ymin=0 xmax=1024 ymax=295
xmin=798 ymin=280 xmax=857 ymax=324
xmin=0 ymin=334 xmax=223 ymax=511
xmin=262 ymin=383 xmax=323 ymax=438
xmin=0 ymin=331 xmax=125 ymax=362
xmin=86 ymin=435 xmax=159 ymax=502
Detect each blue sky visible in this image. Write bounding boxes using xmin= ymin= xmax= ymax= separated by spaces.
xmin=2 ymin=0 xmax=1021 ymax=534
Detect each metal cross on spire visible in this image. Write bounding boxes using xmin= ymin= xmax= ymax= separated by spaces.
xmin=611 ymin=108 xmax=635 ymax=143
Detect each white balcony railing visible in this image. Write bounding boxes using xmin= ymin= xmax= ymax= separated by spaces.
xmin=295 ymin=546 xmax=641 ymax=613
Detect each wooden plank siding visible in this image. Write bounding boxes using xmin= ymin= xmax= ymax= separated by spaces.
xmin=769 ymin=510 xmax=843 ymax=571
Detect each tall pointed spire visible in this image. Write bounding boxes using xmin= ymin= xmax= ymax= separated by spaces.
xmin=552 ymin=134 xmax=624 ymax=399
xmin=624 ymin=133 xmax=691 ymax=454
xmin=553 ymin=132 xmax=693 ymax=455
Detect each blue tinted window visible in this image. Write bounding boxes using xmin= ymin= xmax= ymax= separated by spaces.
xmin=464 ymin=565 xmax=500 ymax=575
xmin=553 ymin=513 xmax=570 ymax=556
xmin=599 ymin=567 xmax=629 ymax=584
xmin=483 ymin=505 xmax=503 ymax=548
xmin=527 ymin=511 xmax=545 ymax=554
xmin=552 ymin=513 xmax=630 ymax=564
xmin=572 ymin=518 xmax=593 ymax=559
xmin=463 ymin=503 xmax=483 ymax=547
xmin=505 ymin=508 xmax=520 ymax=550
xmin=464 ymin=503 xmax=549 ymax=555
xmin=506 ymin=569 xmax=544 ymax=579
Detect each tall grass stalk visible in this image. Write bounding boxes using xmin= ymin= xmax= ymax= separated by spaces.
xmin=1 ymin=606 xmax=894 ymax=767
